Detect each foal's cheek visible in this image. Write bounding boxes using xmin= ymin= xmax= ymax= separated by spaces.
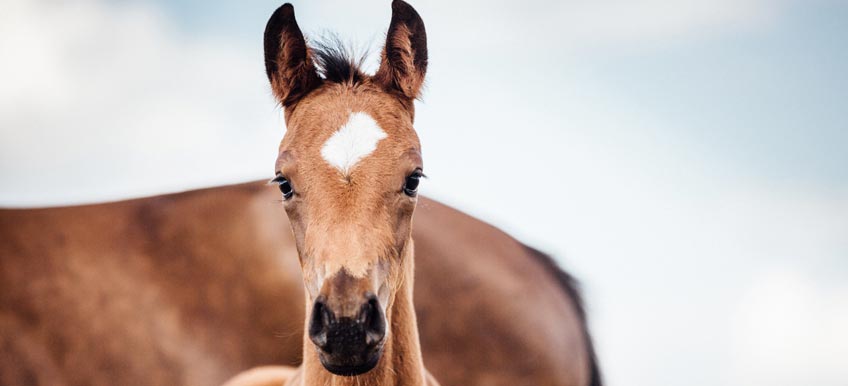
xmin=373 ymin=261 xmax=393 ymax=311
xmin=284 ymin=206 xmax=309 ymax=259
xmin=303 ymin=266 xmax=324 ymax=300
xmin=391 ymin=200 xmax=416 ymax=252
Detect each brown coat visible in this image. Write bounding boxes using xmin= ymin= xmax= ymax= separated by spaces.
xmin=1 ymin=182 xmax=593 ymax=386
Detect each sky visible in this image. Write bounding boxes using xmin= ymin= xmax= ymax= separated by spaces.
xmin=1 ymin=1 xmax=847 ymax=385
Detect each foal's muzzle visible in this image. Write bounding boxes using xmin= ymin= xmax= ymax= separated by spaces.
xmin=308 ymin=294 xmax=386 ymax=376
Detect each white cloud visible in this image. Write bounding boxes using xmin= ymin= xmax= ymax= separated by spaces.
xmin=286 ymin=0 xmax=785 ymax=76
xmin=730 ymin=268 xmax=848 ymax=386
xmin=420 ymin=109 xmax=848 ymax=385
xmin=388 ymin=0 xmax=780 ymax=54
xmin=0 ymin=0 xmax=281 ymax=205
xmin=0 ymin=0 xmax=793 ymax=205
xmin=560 ymin=0 xmax=777 ymax=47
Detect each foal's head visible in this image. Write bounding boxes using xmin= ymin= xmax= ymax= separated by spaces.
xmin=264 ymin=1 xmax=427 ymax=376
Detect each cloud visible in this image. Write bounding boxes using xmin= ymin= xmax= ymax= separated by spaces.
xmin=396 ymin=0 xmax=780 ymax=55
xmin=423 ymin=111 xmax=848 ymax=385
xmin=0 ymin=0 xmax=281 ymax=205
xmin=560 ymin=0 xmax=777 ymax=47
xmin=730 ymin=268 xmax=848 ymax=386
xmin=0 ymin=0 xmax=794 ymax=205
xmin=297 ymin=0 xmax=781 ymax=51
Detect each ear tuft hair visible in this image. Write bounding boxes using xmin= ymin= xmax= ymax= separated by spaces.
xmin=311 ymin=35 xmax=367 ymax=85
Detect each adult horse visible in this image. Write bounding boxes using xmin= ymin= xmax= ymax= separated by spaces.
xmin=0 ymin=1 xmax=600 ymax=386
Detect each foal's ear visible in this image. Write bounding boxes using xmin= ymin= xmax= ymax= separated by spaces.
xmin=264 ymin=4 xmax=322 ymax=107
xmin=374 ymin=0 xmax=428 ymax=100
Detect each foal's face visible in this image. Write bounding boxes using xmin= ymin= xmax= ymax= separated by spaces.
xmin=264 ymin=1 xmax=428 ymax=376
xmin=276 ymin=86 xmax=422 ymax=302
xmin=276 ymin=85 xmax=422 ymax=370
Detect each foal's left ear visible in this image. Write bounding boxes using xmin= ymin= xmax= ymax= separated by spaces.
xmin=374 ymin=0 xmax=428 ymax=100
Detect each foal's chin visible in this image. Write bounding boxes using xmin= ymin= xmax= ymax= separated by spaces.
xmin=318 ymin=347 xmax=384 ymax=377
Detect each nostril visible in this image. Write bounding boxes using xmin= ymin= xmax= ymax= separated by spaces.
xmin=365 ymin=330 xmax=382 ymax=347
xmin=310 ymin=300 xmax=326 ymax=329
xmin=357 ymin=301 xmax=371 ymax=325
xmin=312 ymin=330 xmax=328 ymax=350
xmin=322 ymin=303 xmax=334 ymax=324
xmin=358 ymin=296 xmax=378 ymax=323
xmin=362 ymin=296 xmax=385 ymax=346
xmin=309 ymin=299 xmax=331 ymax=350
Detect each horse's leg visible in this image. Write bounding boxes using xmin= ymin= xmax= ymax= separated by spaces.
xmin=221 ymin=366 xmax=298 ymax=386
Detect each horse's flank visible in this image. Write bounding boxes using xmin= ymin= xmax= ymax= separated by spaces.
xmin=0 ymin=181 xmax=595 ymax=386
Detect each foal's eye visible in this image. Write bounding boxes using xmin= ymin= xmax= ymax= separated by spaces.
xmin=403 ymin=170 xmax=423 ymax=197
xmin=272 ymin=175 xmax=294 ymax=200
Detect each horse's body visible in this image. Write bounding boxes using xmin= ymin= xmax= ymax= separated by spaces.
xmin=2 ymin=1 xmax=601 ymax=384
xmin=0 ymin=181 xmax=594 ymax=386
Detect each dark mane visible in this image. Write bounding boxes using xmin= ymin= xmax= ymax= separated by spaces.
xmin=310 ymin=35 xmax=367 ymax=85
xmin=523 ymin=245 xmax=604 ymax=386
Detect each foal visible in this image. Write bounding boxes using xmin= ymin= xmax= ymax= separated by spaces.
xmin=224 ymin=1 xmax=438 ymax=385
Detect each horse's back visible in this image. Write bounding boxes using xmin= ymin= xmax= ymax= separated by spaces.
xmin=0 ymin=183 xmax=305 ymax=386
xmin=413 ymin=200 xmax=592 ymax=386
xmin=0 ymin=182 xmax=594 ymax=386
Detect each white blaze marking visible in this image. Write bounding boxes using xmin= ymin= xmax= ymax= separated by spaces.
xmin=320 ymin=112 xmax=387 ymax=175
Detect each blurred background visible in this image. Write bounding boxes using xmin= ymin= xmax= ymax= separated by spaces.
xmin=2 ymin=0 xmax=846 ymax=385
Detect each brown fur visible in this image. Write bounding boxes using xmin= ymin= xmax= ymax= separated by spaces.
xmin=0 ymin=184 xmax=589 ymax=386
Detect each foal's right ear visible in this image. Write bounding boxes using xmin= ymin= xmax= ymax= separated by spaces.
xmin=264 ymin=4 xmax=322 ymax=108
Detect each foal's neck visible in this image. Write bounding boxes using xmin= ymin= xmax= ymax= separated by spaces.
xmin=298 ymin=242 xmax=429 ymax=386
